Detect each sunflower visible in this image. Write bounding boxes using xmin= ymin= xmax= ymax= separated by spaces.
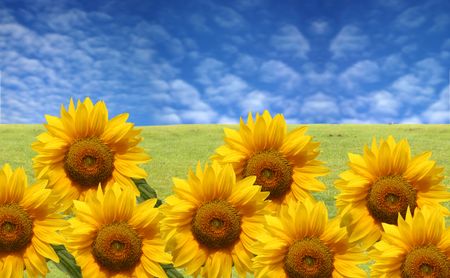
xmin=370 ymin=206 xmax=450 ymax=277
xmin=32 ymin=97 xmax=150 ymax=203
xmin=64 ymin=183 xmax=172 ymax=277
xmin=335 ymin=136 xmax=450 ymax=249
xmin=161 ymin=162 xmax=270 ymax=277
xmin=0 ymin=164 xmax=68 ymax=277
xmin=211 ymin=110 xmax=328 ymax=210
xmin=253 ymin=198 xmax=367 ymax=277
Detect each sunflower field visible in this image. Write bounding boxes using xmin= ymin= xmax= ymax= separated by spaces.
xmin=0 ymin=97 xmax=449 ymax=278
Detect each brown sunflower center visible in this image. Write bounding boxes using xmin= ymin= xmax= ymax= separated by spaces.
xmin=64 ymin=137 xmax=114 ymax=188
xmin=284 ymin=237 xmax=334 ymax=278
xmin=366 ymin=175 xmax=416 ymax=225
xmin=92 ymin=222 xmax=142 ymax=272
xmin=401 ymin=245 xmax=450 ymax=278
xmin=0 ymin=204 xmax=33 ymax=252
xmin=191 ymin=200 xmax=241 ymax=250
xmin=244 ymin=150 xmax=293 ymax=200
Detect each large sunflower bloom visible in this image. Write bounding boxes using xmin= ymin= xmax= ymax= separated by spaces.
xmin=335 ymin=136 xmax=450 ymax=248
xmin=161 ymin=162 xmax=270 ymax=277
xmin=64 ymin=183 xmax=172 ymax=277
xmin=0 ymin=164 xmax=68 ymax=278
xmin=211 ymin=110 xmax=328 ymax=210
xmin=253 ymin=198 xmax=367 ymax=277
xmin=32 ymin=97 xmax=150 ymax=202
xmin=370 ymin=206 xmax=450 ymax=277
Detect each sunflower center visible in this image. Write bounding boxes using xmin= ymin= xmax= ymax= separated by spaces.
xmin=244 ymin=150 xmax=293 ymax=200
xmin=284 ymin=237 xmax=334 ymax=278
xmin=0 ymin=204 xmax=33 ymax=252
xmin=83 ymin=155 xmax=97 ymax=167
xmin=401 ymin=245 xmax=450 ymax=278
xmin=366 ymin=175 xmax=416 ymax=225
xmin=92 ymin=222 xmax=142 ymax=273
xmin=64 ymin=137 xmax=114 ymax=188
xmin=191 ymin=200 xmax=241 ymax=250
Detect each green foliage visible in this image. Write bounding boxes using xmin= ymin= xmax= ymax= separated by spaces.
xmin=51 ymin=245 xmax=82 ymax=278
xmin=134 ymin=178 xmax=163 ymax=206
xmin=1 ymin=124 xmax=449 ymax=277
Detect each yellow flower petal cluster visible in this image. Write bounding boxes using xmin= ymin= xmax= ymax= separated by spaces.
xmin=212 ymin=110 xmax=328 ymax=211
xmin=32 ymin=97 xmax=150 ymax=203
xmin=253 ymin=198 xmax=367 ymax=277
xmin=335 ymin=136 xmax=450 ymax=248
xmin=370 ymin=206 xmax=450 ymax=277
xmin=64 ymin=183 xmax=172 ymax=277
xmin=162 ymin=162 xmax=270 ymax=277
xmin=0 ymin=164 xmax=68 ymax=278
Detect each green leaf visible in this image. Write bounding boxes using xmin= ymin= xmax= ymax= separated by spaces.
xmin=133 ymin=178 xmax=163 ymax=207
xmin=51 ymin=245 xmax=82 ymax=278
xmin=162 ymin=264 xmax=185 ymax=278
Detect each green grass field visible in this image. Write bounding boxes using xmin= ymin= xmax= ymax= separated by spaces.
xmin=0 ymin=124 xmax=449 ymax=277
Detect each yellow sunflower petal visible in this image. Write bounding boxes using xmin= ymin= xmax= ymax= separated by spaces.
xmin=32 ymin=97 xmax=150 ymax=206
xmin=336 ymin=136 xmax=449 ymax=248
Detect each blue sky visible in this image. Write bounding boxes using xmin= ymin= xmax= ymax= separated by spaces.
xmin=0 ymin=0 xmax=449 ymax=125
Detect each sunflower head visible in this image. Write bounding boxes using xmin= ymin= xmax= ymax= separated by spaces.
xmin=253 ymin=198 xmax=368 ymax=278
xmin=0 ymin=164 xmax=68 ymax=277
xmin=370 ymin=206 xmax=450 ymax=277
xmin=211 ymin=110 xmax=328 ymax=211
xmin=65 ymin=183 xmax=172 ymax=277
xmin=162 ymin=161 xmax=270 ymax=277
xmin=335 ymin=136 xmax=450 ymax=248
xmin=32 ymin=97 xmax=151 ymax=204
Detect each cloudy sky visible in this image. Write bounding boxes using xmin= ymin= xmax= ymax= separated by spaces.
xmin=0 ymin=0 xmax=449 ymax=125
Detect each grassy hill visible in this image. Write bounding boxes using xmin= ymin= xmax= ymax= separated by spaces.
xmin=0 ymin=124 xmax=449 ymax=277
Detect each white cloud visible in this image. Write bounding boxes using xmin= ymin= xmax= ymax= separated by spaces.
xmin=168 ymin=79 xmax=217 ymax=123
xmin=400 ymin=116 xmax=423 ymax=124
xmin=270 ymin=25 xmax=310 ymax=58
xmin=339 ymin=118 xmax=377 ymax=124
xmin=401 ymin=44 xmax=417 ymax=54
xmin=179 ymin=110 xmax=217 ymax=124
xmin=369 ymin=90 xmax=401 ymax=117
xmin=329 ymin=25 xmax=369 ymax=58
xmin=339 ymin=60 xmax=379 ymax=88
xmin=413 ymin=58 xmax=445 ymax=85
xmin=381 ymin=54 xmax=407 ymax=74
xmin=195 ymin=58 xmax=226 ymax=85
xmin=0 ymin=13 xmax=187 ymax=124
xmin=421 ymin=86 xmax=450 ymax=123
xmin=239 ymin=90 xmax=275 ymax=113
xmin=303 ymin=67 xmax=336 ymax=86
xmin=300 ymin=93 xmax=340 ymax=122
xmin=133 ymin=22 xmax=185 ymax=59
xmin=213 ymin=7 xmax=244 ymax=28
xmin=391 ymin=74 xmax=434 ymax=104
xmin=235 ymin=0 xmax=265 ymax=10
xmin=395 ymin=7 xmax=427 ymax=28
xmin=310 ymin=19 xmax=329 ymax=35
xmin=189 ymin=14 xmax=210 ymax=32
xmin=383 ymin=57 xmax=446 ymax=109
xmin=169 ymin=79 xmax=211 ymax=110
xmin=430 ymin=14 xmax=450 ymax=32
xmin=259 ymin=60 xmax=301 ymax=90
xmin=204 ymin=74 xmax=249 ymax=104
xmin=158 ymin=107 xmax=182 ymax=125
xmin=46 ymin=9 xmax=89 ymax=32
xmin=442 ymin=38 xmax=450 ymax=48
xmin=217 ymin=115 xmax=239 ymax=124
xmin=377 ymin=0 xmax=404 ymax=9
xmin=232 ymin=54 xmax=259 ymax=75
xmin=338 ymin=90 xmax=404 ymax=123
xmin=0 ymin=8 xmax=15 ymax=23
xmin=0 ymin=23 xmax=39 ymax=50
